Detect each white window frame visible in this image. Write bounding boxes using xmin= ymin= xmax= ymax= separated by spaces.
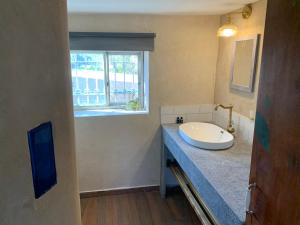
xmin=71 ymin=50 xmax=148 ymax=116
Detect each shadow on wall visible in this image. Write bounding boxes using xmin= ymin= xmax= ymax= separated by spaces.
xmin=130 ymin=127 xmax=161 ymax=186
xmin=230 ymin=88 xmax=255 ymax=99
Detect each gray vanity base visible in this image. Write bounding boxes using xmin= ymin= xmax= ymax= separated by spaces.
xmin=161 ymin=124 xmax=252 ymax=225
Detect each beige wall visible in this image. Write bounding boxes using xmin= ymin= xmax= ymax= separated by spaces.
xmin=0 ymin=1 xmax=81 ymax=225
xmin=68 ymin=14 xmax=220 ymax=191
xmin=214 ymin=0 xmax=267 ymax=117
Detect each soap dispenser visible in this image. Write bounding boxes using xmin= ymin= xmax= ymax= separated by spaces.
xmin=180 ymin=117 xmax=184 ymax=124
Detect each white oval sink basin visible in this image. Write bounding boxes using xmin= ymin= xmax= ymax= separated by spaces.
xmin=179 ymin=122 xmax=234 ymax=150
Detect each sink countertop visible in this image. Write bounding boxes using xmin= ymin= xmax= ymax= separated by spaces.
xmin=162 ymin=124 xmax=252 ymax=225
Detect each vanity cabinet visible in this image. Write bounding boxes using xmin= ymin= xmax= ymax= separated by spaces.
xmin=161 ymin=124 xmax=252 ymax=225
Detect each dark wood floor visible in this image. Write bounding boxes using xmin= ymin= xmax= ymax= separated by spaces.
xmin=80 ymin=190 xmax=202 ymax=225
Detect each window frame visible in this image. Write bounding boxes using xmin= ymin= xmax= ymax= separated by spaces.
xmin=70 ymin=50 xmax=145 ymax=112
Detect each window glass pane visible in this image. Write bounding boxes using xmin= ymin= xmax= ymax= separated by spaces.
xmin=70 ymin=50 xmax=147 ymax=115
xmin=70 ymin=52 xmax=106 ymax=108
xmin=108 ymin=54 xmax=140 ymax=109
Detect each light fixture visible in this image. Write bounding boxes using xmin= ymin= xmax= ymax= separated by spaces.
xmin=217 ymin=16 xmax=238 ymax=37
xmin=217 ymin=4 xmax=252 ymax=37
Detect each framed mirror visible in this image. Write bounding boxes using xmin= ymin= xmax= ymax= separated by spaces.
xmin=230 ymin=35 xmax=260 ymax=93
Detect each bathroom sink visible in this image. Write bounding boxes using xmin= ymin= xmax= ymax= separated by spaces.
xmin=178 ymin=122 xmax=234 ymax=150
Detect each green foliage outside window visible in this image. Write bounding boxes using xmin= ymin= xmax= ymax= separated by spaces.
xmin=126 ymin=99 xmax=141 ymax=111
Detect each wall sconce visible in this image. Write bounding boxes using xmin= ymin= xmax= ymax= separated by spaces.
xmin=217 ymin=4 xmax=252 ymax=37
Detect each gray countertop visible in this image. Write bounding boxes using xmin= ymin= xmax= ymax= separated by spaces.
xmin=162 ymin=124 xmax=252 ymax=225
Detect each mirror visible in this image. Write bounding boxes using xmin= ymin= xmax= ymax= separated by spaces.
xmin=230 ymin=35 xmax=259 ymax=93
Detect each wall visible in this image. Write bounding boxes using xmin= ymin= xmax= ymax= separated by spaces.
xmin=214 ymin=0 xmax=267 ymax=118
xmin=68 ymin=14 xmax=220 ymax=192
xmin=0 ymin=1 xmax=81 ymax=225
xmin=160 ymin=104 xmax=214 ymax=124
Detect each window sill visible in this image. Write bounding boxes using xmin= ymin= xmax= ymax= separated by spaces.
xmin=74 ymin=109 xmax=149 ymax=118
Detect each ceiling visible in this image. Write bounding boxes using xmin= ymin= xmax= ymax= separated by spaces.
xmin=67 ymin=0 xmax=259 ymax=15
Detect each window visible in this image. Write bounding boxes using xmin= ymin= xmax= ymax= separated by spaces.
xmin=70 ymin=51 xmax=149 ymax=116
xmin=69 ymin=32 xmax=155 ymax=117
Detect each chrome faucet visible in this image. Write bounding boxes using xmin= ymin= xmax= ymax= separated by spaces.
xmin=214 ymin=104 xmax=235 ymax=134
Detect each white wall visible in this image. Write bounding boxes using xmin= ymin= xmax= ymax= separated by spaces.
xmin=214 ymin=0 xmax=267 ymax=117
xmin=68 ymin=14 xmax=220 ymax=192
xmin=0 ymin=1 xmax=81 ymax=224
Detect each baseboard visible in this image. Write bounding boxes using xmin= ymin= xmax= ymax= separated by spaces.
xmin=80 ymin=185 xmax=160 ymax=199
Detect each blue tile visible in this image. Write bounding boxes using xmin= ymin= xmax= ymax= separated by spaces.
xmin=27 ymin=122 xmax=57 ymax=199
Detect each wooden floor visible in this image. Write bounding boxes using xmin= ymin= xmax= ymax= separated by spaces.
xmin=80 ymin=190 xmax=202 ymax=225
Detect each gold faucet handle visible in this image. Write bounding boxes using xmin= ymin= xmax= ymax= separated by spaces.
xmin=227 ymin=125 xmax=235 ymax=134
xmin=215 ymin=104 xmax=234 ymax=110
